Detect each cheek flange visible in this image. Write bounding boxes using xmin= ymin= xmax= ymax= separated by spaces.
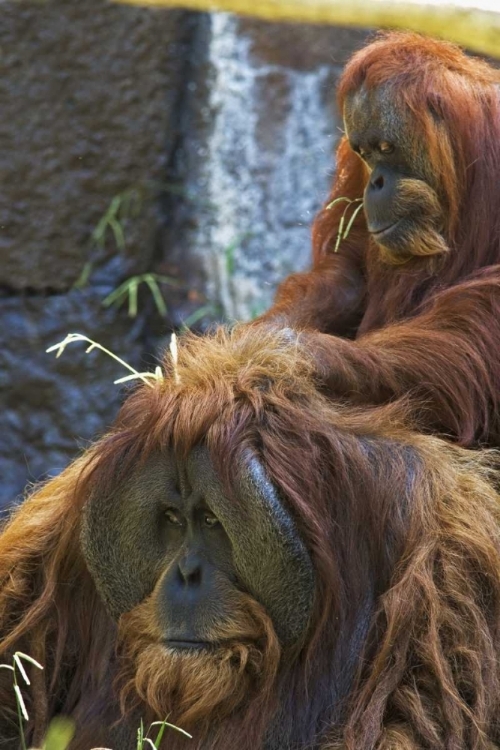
xmin=188 ymin=447 xmax=316 ymax=647
xmin=80 ymin=461 xmax=173 ymax=619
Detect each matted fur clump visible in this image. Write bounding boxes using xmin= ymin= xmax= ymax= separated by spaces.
xmin=0 ymin=326 xmax=500 ymax=749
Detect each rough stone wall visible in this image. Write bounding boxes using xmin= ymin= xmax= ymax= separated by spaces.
xmin=161 ymin=16 xmax=369 ymax=323
xmin=0 ymin=0 xmax=370 ymax=507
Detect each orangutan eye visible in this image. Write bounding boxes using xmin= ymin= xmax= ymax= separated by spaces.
xmin=164 ymin=508 xmax=184 ymax=527
xmin=203 ymin=512 xmax=220 ymax=528
xmin=352 ymin=143 xmax=367 ymax=159
xmin=379 ymin=141 xmax=394 ymax=154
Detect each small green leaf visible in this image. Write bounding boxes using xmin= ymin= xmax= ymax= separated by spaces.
xmin=109 ymin=217 xmax=126 ymax=251
xmin=181 ymin=304 xmax=214 ymax=329
xmin=145 ymin=277 xmax=168 ymax=317
xmin=42 ymin=717 xmax=75 ymax=750
xmin=128 ymin=278 xmax=139 ymax=317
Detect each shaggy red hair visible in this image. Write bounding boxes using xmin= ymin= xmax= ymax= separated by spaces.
xmin=1 ymin=327 xmax=500 ymax=749
xmin=316 ymin=31 xmax=500 ymax=277
xmin=257 ymin=32 xmax=500 ymax=448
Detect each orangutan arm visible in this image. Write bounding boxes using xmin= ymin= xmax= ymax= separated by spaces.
xmin=256 ymin=243 xmax=367 ymax=339
xmin=300 ymin=267 xmax=500 ymax=445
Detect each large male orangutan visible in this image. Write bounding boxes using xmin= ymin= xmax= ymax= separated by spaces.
xmin=258 ymin=32 xmax=500 ymax=447
xmin=1 ymin=328 xmax=500 ymax=749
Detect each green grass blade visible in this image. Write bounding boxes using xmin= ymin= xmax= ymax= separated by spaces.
xmin=109 ymin=217 xmax=126 ymax=251
xmin=342 ymin=201 xmax=365 ymax=239
xmin=181 ymin=304 xmax=214 ymax=329
xmin=128 ymin=278 xmax=139 ymax=318
xmin=145 ymin=278 xmax=168 ymax=317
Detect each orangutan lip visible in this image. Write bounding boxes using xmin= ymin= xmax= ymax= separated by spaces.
xmin=165 ymin=640 xmax=211 ymax=650
xmin=369 ymin=219 xmax=401 ymax=237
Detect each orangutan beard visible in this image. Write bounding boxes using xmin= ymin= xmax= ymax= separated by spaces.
xmin=375 ymin=178 xmax=449 ymax=265
xmin=116 ymin=590 xmax=281 ymax=735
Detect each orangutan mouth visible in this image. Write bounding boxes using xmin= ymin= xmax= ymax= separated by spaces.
xmin=369 ymin=219 xmax=402 ymax=239
xmin=165 ymin=640 xmax=213 ymax=650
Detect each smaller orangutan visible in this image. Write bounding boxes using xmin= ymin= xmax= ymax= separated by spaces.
xmin=1 ymin=327 xmax=500 ymax=750
xmin=256 ymin=32 xmax=500 ymax=447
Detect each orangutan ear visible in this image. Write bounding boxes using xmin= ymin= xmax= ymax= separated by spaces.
xmin=188 ymin=446 xmax=315 ymax=646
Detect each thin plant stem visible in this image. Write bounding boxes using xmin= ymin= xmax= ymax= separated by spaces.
xmin=13 ymin=668 xmax=26 ymax=750
xmin=343 ymin=201 xmax=365 ymax=239
xmin=0 ymin=652 xmax=43 ymax=750
xmin=327 ymin=196 xmax=363 ymax=252
xmin=46 ymin=334 xmax=163 ymax=388
xmin=102 ymin=273 xmax=178 ymax=318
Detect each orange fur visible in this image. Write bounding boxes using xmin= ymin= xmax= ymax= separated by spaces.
xmin=257 ymin=33 xmax=500 ymax=447
xmin=1 ymin=326 xmax=500 ymax=748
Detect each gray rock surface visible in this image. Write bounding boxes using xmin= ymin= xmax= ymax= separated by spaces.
xmin=0 ymin=0 xmax=194 ymax=290
xmin=1 ymin=0 xmax=370 ymax=507
xmin=161 ymin=15 xmax=370 ymax=321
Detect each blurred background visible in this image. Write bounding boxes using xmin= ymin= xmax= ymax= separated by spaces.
xmin=1 ymin=0 xmax=498 ymax=508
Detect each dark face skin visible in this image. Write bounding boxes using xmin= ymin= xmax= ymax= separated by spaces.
xmin=344 ymin=85 xmax=445 ymax=259
xmin=81 ymin=446 xmax=315 ymax=650
xmin=155 ymin=472 xmax=236 ymax=649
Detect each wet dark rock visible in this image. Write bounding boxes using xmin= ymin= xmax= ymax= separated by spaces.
xmin=0 ymin=289 xmax=147 ymax=506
